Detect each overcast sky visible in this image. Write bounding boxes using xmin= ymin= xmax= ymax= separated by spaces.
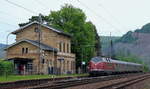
xmin=0 ymin=0 xmax=150 ymax=44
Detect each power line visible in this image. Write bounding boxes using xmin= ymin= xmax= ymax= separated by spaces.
xmin=0 ymin=16 xmax=24 ymax=23
xmin=77 ymin=0 xmax=123 ymax=34
xmin=34 ymin=0 xmax=50 ymax=10
xmin=0 ymin=20 xmax=18 ymax=33
xmin=0 ymin=10 xmax=27 ymax=21
xmin=4 ymin=0 xmax=37 ymax=14
xmin=98 ymin=3 xmax=128 ymax=30
xmin=0 ymin=21 xmax=18 ymax=27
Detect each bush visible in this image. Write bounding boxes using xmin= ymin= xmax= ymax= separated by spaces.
xmin=0 ymin=60 xmax=14 ymax=76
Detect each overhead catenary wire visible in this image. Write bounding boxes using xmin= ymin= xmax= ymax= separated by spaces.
xmin=0 ymin=10 xmax=27 ymax=21
xmin=97 ymin=3 xmax=128 ymax=31
xmin=34 ymin=0 xmax=50 ymax=10
xmin=1 ymin=0 xmax=39 ymax=33
xmin=4 ymin=0 xmax=38 ymax=14
xmin=0 ymin=22 xmax=18 ymax=33
xmin=28 ymin=0 xmax=50 ymax=15
xmin=76 ymin=0 xmax=123 ymax=34
xmin=0 ymin=21 xmax=18 ymax=27
xmin=2 ymin=0 xmax=124 ymax=35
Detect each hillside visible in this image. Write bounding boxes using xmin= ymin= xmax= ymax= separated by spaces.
xmin=117 ymin=23 xmax=150 ymax=43
xmin=0 ymin=43 xmax=7 ymax=59
xmin=113 ymin=23 xmax=150 ymax=68
xmin=100 ymin=36 xmax=120 ymax=56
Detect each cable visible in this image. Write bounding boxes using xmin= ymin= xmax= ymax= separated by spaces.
xmin=98 ymin=3 xmax=128 ymax=30
xmin=77 ymin=0 xmax=123 ymax=34
xmin=0 ymin=21 xmax=18 ymax=27
xmin=0 ymin=10 xmax=27 ymax=21
xmin=4 ymin=0 xmax=37 ymax=14
xmin=34 ymin=0 xmax=50 ymax=10
xmin=0 ymin=20 xmax=18 ymax=33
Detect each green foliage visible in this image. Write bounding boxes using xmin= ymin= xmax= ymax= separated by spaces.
xmin=115 ymin=56 xmax=149 ymax=72
xmin=101 ymin=36 xmax=120 ymax=54
xmin=46 ymin=4 xmax=99 ymax=66
xmin=116 ymin=31 xmax=137 ymax=43
xmin=0 ymin=60 xmax=14 ymax=76
xmin=19 ymin=4 xmax=100 ymax=67
xmin=135 ymin=23 xmax=150 ymax=33
xmin=116 ymin=56 xmax=141 ymax=63
xmin=19 ymin=15 xmax=47 ymax=27
xmin=0 ymin=73 xmax=88 ymax=82
xmin=117 ymin=23 xmax=150 ymax=43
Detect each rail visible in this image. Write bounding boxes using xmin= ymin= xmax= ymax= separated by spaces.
xmin=29 ymin=73 xmax=144 ymax=89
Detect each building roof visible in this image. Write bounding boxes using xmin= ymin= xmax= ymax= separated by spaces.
xmin=11 ymin=21 xmax=72 ymax=37
xmin=5 ymin=39 xmax=58 ymax=52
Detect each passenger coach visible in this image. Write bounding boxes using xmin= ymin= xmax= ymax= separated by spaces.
xmin=88 ymin=57 xmax=143 ymax=76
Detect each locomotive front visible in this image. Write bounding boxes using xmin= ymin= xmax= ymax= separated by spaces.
xmin=88 ymin=57 xmax=105 ymax=76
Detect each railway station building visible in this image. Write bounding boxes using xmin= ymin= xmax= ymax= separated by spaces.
xmin=6 ymin=21 xmax=76 ymax=75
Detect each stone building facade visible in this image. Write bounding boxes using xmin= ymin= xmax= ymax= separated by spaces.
xmin=6 ymin=21 xmax=76 ymax=75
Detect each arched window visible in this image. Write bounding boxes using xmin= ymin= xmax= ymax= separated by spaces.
xmin=59 ymin=42 xmax=62 ymax=52
xmin=63 ymin=43 xmax=65 ymax=53
xmin=67 ymin=43 xmax=69 ymax=53
xmin=22 ymin=48 xmax=25 ymax=54
xmin=25 ymin=48 xmax=28 ymax=53
xmin=67 ymin=61 xmax=69 ymax=71
xmin=22 ymin=47 xmax=29 ymax=54
xmin=42 ymin=59 xmax=45 ymax=64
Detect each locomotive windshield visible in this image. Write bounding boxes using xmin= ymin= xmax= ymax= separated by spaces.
xmin=91 ymin=57 xmax=102 ymax=62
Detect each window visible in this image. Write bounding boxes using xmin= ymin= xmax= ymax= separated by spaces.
xmin=25 ymin=48 xmax=28 ymax=53
xmin=22 ymin=48 xmax=25 ymax=54
xmin=22 ymin=47 xmax=29 ymax=54
xmin=26 ymin=62 xmax=33 ymax=71
xmin=67 ymin=43 xmax=69 ymax=53
xmin=42 ymin=59 xmax=45 ymax=64
xmin=71 ymin=61 xmax=73 ymax=70
xmin=34 ymin=27 xmax=39 ymax=32
xmin=59 ymin=42 xmax=62 ymax=52
xmin=67 ymin=61 xmax=69 ymax=70
xmin=63 ymin=43 xmax=65 ymax=53
xmin=91 ymin=57 xmax=102 ymax=62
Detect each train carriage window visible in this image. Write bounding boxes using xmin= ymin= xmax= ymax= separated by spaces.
xmin=107 ymin=58 xmax=111 ymax=62
xmin=91 ymin=57 xmax=102 ymax=62
xmin=106 ymin=58 xmax=108 ymax=62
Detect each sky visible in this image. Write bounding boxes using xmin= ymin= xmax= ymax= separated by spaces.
xmin=0 ymin=0 xmax=150 ymax=44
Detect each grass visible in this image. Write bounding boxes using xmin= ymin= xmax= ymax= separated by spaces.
xmin=0 ymin=73 xmax=88 ymax=83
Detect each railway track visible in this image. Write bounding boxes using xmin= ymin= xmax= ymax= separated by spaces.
xmin=0 ymin=75 xmax=88 ymax=89
xmin=29 ymin=73 xmax=144 ymax=89
xmin=98 ymin=73 xmax=150 ymax=89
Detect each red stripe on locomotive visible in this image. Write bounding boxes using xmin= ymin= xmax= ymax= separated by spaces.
xmin=89 ymin=61 xmax=115 ymax=70
xmin=102 ymin=62 xmax=115 ymax=70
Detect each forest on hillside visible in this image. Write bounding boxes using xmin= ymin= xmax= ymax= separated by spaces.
xmin=110 ymin=23 xmax=150 ymax=70
xmin=117 ymin=23 xmax=150 ymax=43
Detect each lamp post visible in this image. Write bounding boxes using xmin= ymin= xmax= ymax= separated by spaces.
xmin=6 ymin=33 xmax=11 ymax=60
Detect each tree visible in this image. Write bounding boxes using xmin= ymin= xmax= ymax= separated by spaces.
xmin=19 ymin=4 xmax=101 ymax=70
xmin=19 ymin=16 xmax=47 ymax=27
xmin=0 ymin=60 xmax=14 ymax=76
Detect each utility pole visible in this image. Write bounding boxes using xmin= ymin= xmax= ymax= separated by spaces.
xmin=6 ymin=33 xmax=11 ymax=60
xmin=110 ymin=32 xmax=115 ymax=59
xmin=110 ymin=32 xmax=112 ymax=58
xmin=38 ymin=13 xmax=43 ymax=74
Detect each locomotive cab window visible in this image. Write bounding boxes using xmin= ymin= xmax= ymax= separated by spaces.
xmin=91 ymin=57 xmax=102 ymax=62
